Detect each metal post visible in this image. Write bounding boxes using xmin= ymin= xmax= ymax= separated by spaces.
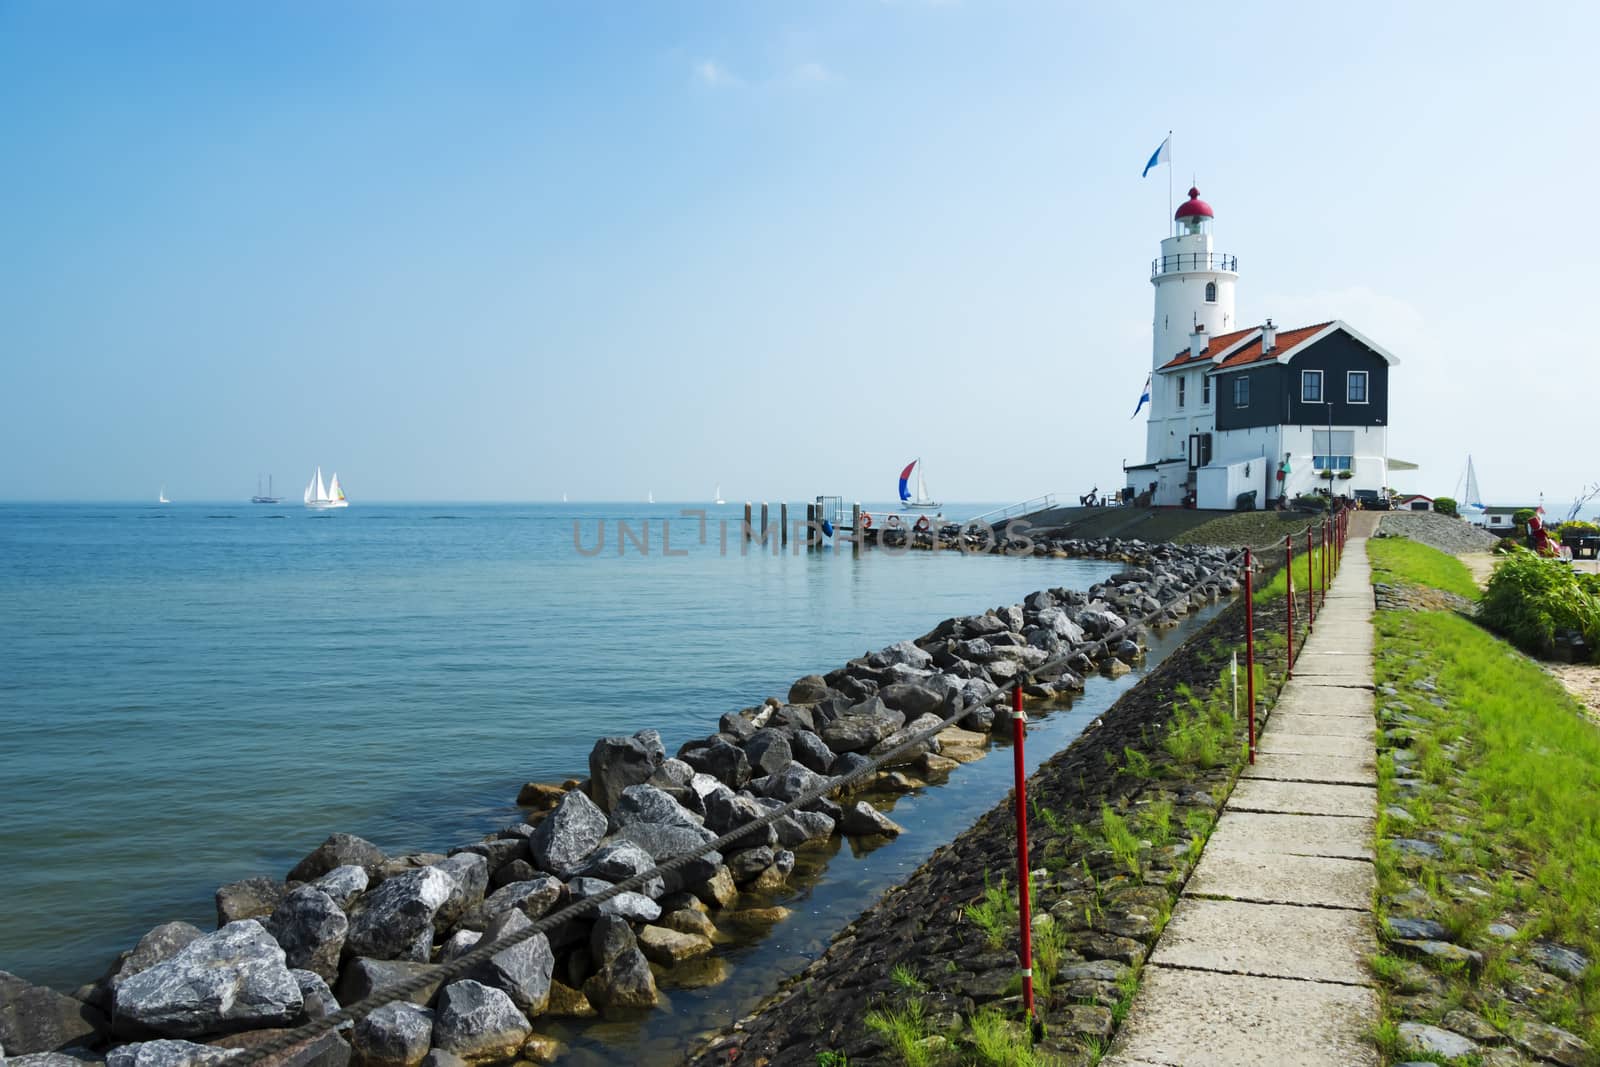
xmin=1306 ymin=528 xmax=1315 ymax=631
xmin=1285 ymin=535 xmax=1295 ymax=678
xmin=1322 ymin=519 xmax=1330 ymax=605
xmin=1011 ymin=682 xmax=1035 ymax=1023
xmin=851 ymin=503 xmax=861 ymax=558
xmin=1245 ymin=547 xmax=1256 ymax=765
xmin=780 ymin=502 xmax=788 ymax=549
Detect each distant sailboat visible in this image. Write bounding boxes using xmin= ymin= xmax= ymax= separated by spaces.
xmin=304 ymin=466 xmax=349 ymax=509
xmin=714 ymin=485 xmax=725 ymax=505
xmin=251 ymin=474 xmax=282 ymax=504
xmin=898 ymin=459 xmax=941 ymax=511
xmin=158 ymin=486 xmax=170 ymax=505
xmin=647 ymin=490 xmax=655 ymax=505
xmin=562 ymin=491 xmax=569 ymax=503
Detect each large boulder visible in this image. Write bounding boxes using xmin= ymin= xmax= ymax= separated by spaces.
xmin=775 ymin=809 xmax=835 ymax=847
xmin=870 ymin=640 xmax=933 ymax=671
xmin=344 ymin=867 xmax=454 ymax=961
xmin=789 ymin=730 xmax=834 ymax=775
xmin=786 ymin=674 xmax=832 ymax=704
xmin=868 ymin=713 xmax=946 ymax=769
xmin=350 ymin=1002 xmax=432 ymax=1067
xmin=0 ymin=970 xmax=106 ymax=1053
xmin=215 ymin=879 xmax=286 ymax=927
xmin=333 ymin=961 xmax=441 ymax=1010
xmin=587 ymin=733 xmax=663 ymax=814
xmin=290 ymin=969 xmax=340 ymax=1022
xmin=700 ymin=787 xmax=776 ymax=847
xmin=636 ymin=926 xmax=712 ymax=967
xmin=207 ymin=1027 xmax=351 ymax=1067
xmin=106 ymin=1040 xmax=241 ymax=1067
xmin=529 ymin=790 xmax=607 ymax=879
xmin=608 ymin=784 xmax=703 ymax=832
xmin=430 ymin=981 xmax=530 ymax=1063
xmin=265 ymin=887 xmax=348 ymax=981
xmin=677 ymin=738 xmax=751 ymax=790
xmin=613 ymin=824 xmax=721 ymax=895
xmin=111 ymin=921 xmax=301 ymax=1037
xmin=571 ymin=842 xmax=663 ymax=899
xmin=1036 ymin=607 xmax=1086 ymax=644
xmin=565 ymin=878 xmax=661 ymax=923
xmin=468 ymin=909 xmax=554 ymax=1016
xmin=580 ymin=949 xmax=658 ymax=1018
xmin=875 ymin=683 xmax=944 ymax=717
xmin=287 ymin=834 xmax=388 ymax=883
xmin=741 ymin=729 xmax=792 ymax=778
xmin=758 ymin=761 xmax=830 ymax=804
xmin=839 ymin=801 xmax=905 ymax=838
xmin=588 ymin=915 xmax=636 ymax=970
xmin=92 ymin=923 xmax=204 ymax=1011
xmin=431 ymin=853 xmax=489 ymax=929
xmin=309 ymin=866 xmax=369 ymax=910
xmin=455 ymin=876 xmax=563 ymax=933
xmin=819 ymin=699 xmax=904 ymax=754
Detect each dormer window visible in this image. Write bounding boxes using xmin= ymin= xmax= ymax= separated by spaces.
xmin=1205 ymin=282 xmax=1217 ymax=303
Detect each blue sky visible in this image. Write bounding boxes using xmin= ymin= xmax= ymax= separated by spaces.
xmin=2 ymin=1 xmax=1595 ymax=509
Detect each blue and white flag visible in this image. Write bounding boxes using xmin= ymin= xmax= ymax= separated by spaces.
xmin=1142 ymin=135 xmax=1170 ymax=178
xmin=1132 ymin=373 xmax=1152 ymax=418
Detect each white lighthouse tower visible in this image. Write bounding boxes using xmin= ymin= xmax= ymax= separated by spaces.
xmin=1145 ymin=187 xmax=1238 ymax=465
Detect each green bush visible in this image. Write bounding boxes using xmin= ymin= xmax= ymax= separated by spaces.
xmin=1432 ymin=496 xmax=1459 ymax=517
xmin=1559 ymin=520 xmax=1600 ymax=537
xmin=1291 ymin=494 xmax=1328 ymax=512
xmin=1479 ymin=547 xmax=1600 ymax=661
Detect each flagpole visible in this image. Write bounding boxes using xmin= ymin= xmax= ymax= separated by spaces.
xmin=1167 ymin=130 xmax=1173 ymax=236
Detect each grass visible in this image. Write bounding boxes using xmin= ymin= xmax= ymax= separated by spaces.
xmin=865 ymin=997 xmax=933 ymax=1067
xmin=966 ymin=1007 xmax=1041 ymax=1066
xmin=890 ymin=962 xmax=927 ymax=993
xmin=1369 ymin=537 xmax=1482 ymax=600
xmin=1255 ymin=543 xmax=1331 ymax=601
xmin=1173 ymin=509 xmax=1323 ymax=547
xmin=964 ymin=871 xmax=1018 ymax=950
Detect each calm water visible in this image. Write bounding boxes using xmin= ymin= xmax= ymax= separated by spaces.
xmin=0 ymin=501 xmax=1134 ymax=990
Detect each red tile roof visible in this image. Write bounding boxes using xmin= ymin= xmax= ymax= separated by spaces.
xmin=1159 ymin=320 xmax=1334 ymax=372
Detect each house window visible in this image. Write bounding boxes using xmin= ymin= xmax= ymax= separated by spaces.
xmin=1348 ymin=370 xmax=1369 ymax=403
xmin=1205 ymin=282 xmax=1217 ymax=303
xmin=1177 ymin=377 xmax=1186 ymax=408
xmin=1312 ymin=430 xmax=1354 ymax=471
xmin=1232 ymin=377 xmax=1249 ymax=407
xmin=1202 ymin=376 xmax=1211 ymax=404
xmin=1301 ymin=369 xmax=1324 ymax=403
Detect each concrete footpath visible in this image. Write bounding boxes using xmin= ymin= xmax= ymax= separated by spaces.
xmin=1106 ymin=523 xmax=1380 ymax=1067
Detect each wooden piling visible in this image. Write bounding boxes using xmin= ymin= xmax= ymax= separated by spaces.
xmin=851 ymin=503 xmax=861 ymax=557
xmin=744 ymin=502 xmax=752 ymax=542
xmin=781 ymin=502 xmax=788 ymax=548
xmin=760 ymin=502 xmax=769 ymax=545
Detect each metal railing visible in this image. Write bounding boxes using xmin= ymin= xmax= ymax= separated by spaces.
xmin=964 ymin=493 xmax=1057 ymax=527
xmin=1151 ymin=252 xmax=1237 ymax=277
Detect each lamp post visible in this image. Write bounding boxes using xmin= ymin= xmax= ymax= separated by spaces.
xmin=1326 ymin=400 xmax=1335 ymax=502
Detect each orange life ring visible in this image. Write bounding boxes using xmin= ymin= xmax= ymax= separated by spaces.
xmin=886 ymin=514 xmax=903 ymax=529
xmin=914 ymin=516 xmax=930 ymax=532
xmin=860 ymin=512 xmax=873 ymax=529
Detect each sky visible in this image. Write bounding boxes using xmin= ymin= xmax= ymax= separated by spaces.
xmin=2 ymin=1 xmax=1596 ymax=510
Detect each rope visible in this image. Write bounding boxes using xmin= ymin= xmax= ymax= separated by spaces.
xmin=228 ymin=544 xmax=1261 ymax=1066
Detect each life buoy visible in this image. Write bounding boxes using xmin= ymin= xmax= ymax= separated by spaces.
xmin=886 ymin=514 xmax=903 ymax=529
xmin=860 ymin=512 xmax=873 ymax=529
xmin=914 ymin=516 xmax=930 ymax=532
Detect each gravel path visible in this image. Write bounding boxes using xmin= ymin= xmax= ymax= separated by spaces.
xmin=1376 ymin=512 xmax=1499 ymax=555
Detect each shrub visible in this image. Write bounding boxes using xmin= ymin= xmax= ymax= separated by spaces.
xmin=1493 ymin=537 xmax=1520 ymax=554
xmin=1432 ymin=496 xmax=1459 ymax=517
xmin=1479 ymin=547 xmax=1600 ymax=661
xmin=1559 ymin=520 xmax=1600 ymax=537
xmin=1291 ymin=494 xmax=1328 ymax=512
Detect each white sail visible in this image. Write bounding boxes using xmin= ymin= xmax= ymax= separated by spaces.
xmin=329 ymin=472 xmax=344 ymax=500
xmin=916 ymin=467 xmax=930 ymax=504
xmin=304 ymin=474 xmax=314 ymax=504
xmin=315 ymin=467 xmax=328 ymax=502
xmin=1464 ymin=456 xmax=1484 ymax=511
xmin=714 ymin=485 xmax=725 ymax=504
xmin=647 ymin=490 xmax=654 ymax=504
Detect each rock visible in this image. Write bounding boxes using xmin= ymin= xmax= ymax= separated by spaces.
xmin=450 ymin=838 xmax=526 ymax=875
xmin=776 ymin=809 xmax=835 ymax=846
xmin=871 ymin=640 xmax=933 ymax=671
xmin=350 ymin=1002 xmax=432 ymax=1067
xmin=214 ymin=879 xmax=286 ymax=927
xmin=875 ymin=683 xmax=944 ymax=717
xmin=1515 ymin=1022 xmax=1591 ymax=1067
xmin=430 ymin=982 xmax=531 ymax=1063
xmin=105 ymin=1040 xmax=241 ymax=1067
xmin=1398 ymin=1022 xmax=1479 ymax=1059
xmin=95 ymin=924 xmax=205 ymax=1009
xmin=678 ymin=738 xmax=752 ymax=790
xmin=344 ymin=867 xmax=454 ymax=961
xmin=1036 ymin=607 xmax=1086 ymax=644
xmin=1438 ymin=1010 xmax=1502 ymax=1043
xmin=1385 ymin=917 xmax=1449 ymax=942
xmin=819 ymin=699 xmax=905 ymax=754
xmin=542 ymin=983 xmax=594 ymax=1020
xmin=742 ymin=729 xmax=793 ymax=778
xmin=529 ymin=789 xmax=608 ymax=879
xmin=265 ymin=887 xmax=348 ymax=981
xmin=1530 ymin=941 xmax=1590 ymax=981
xmin=788 ymin=730 xmax=834 ymax=774
xmin=455 ymin=876 xmax=564 ymax=932
xmin=333 ymin=961 xmax=441 ymax=1010
xmin=111 ymin=921 xmax=301 ymax=1037
xmin=613 ymin=823 xmax=721 ymax=894
xmin=571 ymin=842 xmax=662 ymax=895
xmin=588 ymin=915 xmax=636 ymax=970
xmin=587 ymin=733 xmax=663 ymax=814
xmin=636 ymin=926 xmax=711 ymax=966
xmin=580 ymin=949 xmax=658 ymax=1018
xmin=727 ymin=846 xmax=775 ymax=883
xmin=309 ymin=867 xmax=369 ymax=910
xmin=0 ymin=971 xmax=106 ymax=1054
xmin=290 ymin=969 xmax=340 ymax=1024
xmin=701 ymin=787 xmax=776 ymax=846
xmin=839 ymin=801 xmax=904 ymax=837
xmin=439 ymin=931 xmax=482 ymax=963
xmin=760 ymin=761 xmax=831 ymax=804
xmin=565 ymin=878 xmax=661 ymax=923
xmin=515 ymin=783 xmax=567 ymax=810
xmin=488 ymin=860 xmax=538 ymax=891
xmin=418 ymin=1053 xmax=466 ymax=1067
xmin=608 ymin=784 xmax=704 ymax=832
xmin=960 ymin=704 xmax=996 ymax=734
xmin=208 ymin=1029 xmax=350 ymax=1067
xmin=868 ymin=713 xmax=945 ymax=768
xmin=469 ymin=909 xmax=554 ymax=1016
xmin=787 ymin=675 xmax=832 ymax=704
xmin=692 ymin=867 xmax=738 ymax=909
xmin=662 ymin=909 xmax=717 ymax=940
xmin=288 ymin=834 xmax=388 ymax=883
xmin=1391 ymin=838 xmax=1444 ymax=860
xmin=431 ymin=854 xmax=489 ymax=929
xmin=1394 ymin=939 xmax=1484 ymax=975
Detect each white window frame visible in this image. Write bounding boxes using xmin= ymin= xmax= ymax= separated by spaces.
xmin=1301 ymin=369 xmax=1324 ymax=404
xmin=1177 ymin=376 xmax=1186 ymax=408
xmin=1232 ymin=376 xmax=1249 ymax=408
xmin=1347 ymin=370 xmax=1369 ymax=404
xmin=1204 ymin=281 xmax=1217 ymax=303
xmin=1202 ymin=375 xmax=1211 ymax=405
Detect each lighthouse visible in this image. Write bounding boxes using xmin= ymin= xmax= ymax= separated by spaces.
xmin=1146 ymin=187 xmax=1237 ymax=465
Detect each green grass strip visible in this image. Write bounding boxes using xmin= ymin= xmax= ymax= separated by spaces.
xmin=1369 ymin=537 xmax=1482 ymax=601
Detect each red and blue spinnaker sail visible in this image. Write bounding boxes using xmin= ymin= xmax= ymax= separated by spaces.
xmin=898 ymin=461 xmax=916 ymax=503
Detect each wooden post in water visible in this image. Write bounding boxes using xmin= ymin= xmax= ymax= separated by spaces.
xmin=804 ymin=503 xmax=814 ymax=550
xmin=744 ymin=502 xmax=752 ymax=542
xmin=781 ymin=502 xmax=788 ymax=549
xmin=851 ymin=503 xmax=861 ymax=558
xmin=760 ymin=502 xmax=769 ymax=547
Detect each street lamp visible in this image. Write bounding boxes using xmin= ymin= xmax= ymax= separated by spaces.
xmin=1326 ymin=400 xmax=1335 ymax=501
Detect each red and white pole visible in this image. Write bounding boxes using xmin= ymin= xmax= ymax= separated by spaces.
xmin=1011 ymin=682 xmax=1035 ymax=1022
xmin=1306 ymin=528 xmax=1315 ymax=632
xmin=1285 ymin=535 xmax=1295 ymax=678
xmin=1245 ymin=548 xmax=1256 ymax=764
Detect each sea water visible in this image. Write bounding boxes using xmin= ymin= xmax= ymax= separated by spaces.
xmin=0 ymin=501 xmax=1136 ymax=990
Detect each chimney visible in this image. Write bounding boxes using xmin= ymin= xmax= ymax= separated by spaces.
xmin=1189 ymin=323 xmax=1207 ymax=360
xmin=1261 ymin=318 xmax=1278 ymax=354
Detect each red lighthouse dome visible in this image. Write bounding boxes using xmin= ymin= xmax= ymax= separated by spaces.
xmin=1174 ymin=187 xmax=1213 ymax=221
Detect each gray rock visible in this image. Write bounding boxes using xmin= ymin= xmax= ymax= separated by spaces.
xmin=106 ymin=1040 xmax=241 ymax=1067
xmin=1386 ymin=917 xmax=1448 ymax=942
xmin=788 ymin=730 xmax=834 ymax=774
xmin=469 ymin=909 xmax=554 ymax=1016
xmin=431 ymin=853 xmax=489 ymax=929
xmin=587 ymin=733 xmax=663 ymax=814
xmin=589 ymin=915 xmax=636 ymax=969
xmin=608 ymin=784 xmax=704 ymax=832
xmin=1397 ymin=1022 xmax=1478 ymax=1058
xmin=565 ymin=878 xmax=662 ymax=923
xmin=289 ymin=970 xmax=339 ymax=1024
xmin=613 ymin=823 xmax=722 ymax=895
xmin=214 ymin=879 xmax=286 ymax=927
xmin=1074 ymin=607 xmax=1127 ymax=637
xmin=769 ymin=705 xmax=815 ymax=734
xmin=487 ymin=860 xmax=538 ymax=892
xmin=580 ymin=949 xmax=658 ymax=1018
xmin=700 ymin=787 xmax=776 ymax=846
xmin=839 ymin=801 xmax=905 ymax=837
xmin=1394 ymin=939 xmax=1483 ymax=974
xmin=350 ymin=1002 xmax=432 ymax=1067
xmin=309 ymin=866 xmax=369 ymax=910
xmin=759 ymin=761 xmax=831 ymax=804
xmin=716 ymin=711 xmax=757 ymax=741
xmin=1530 ymin=941 xmax=1590 ymax=980
xmin=727 ymin=846 xmax=776 ymax=882
xmin=875 ymin=683 xmax=944 ymax=717
xmin=871 ymin=640 xmax=933 ymax=670
xmin=449 ymin=838 xmax=526 ymax=874
xmin=678 ymin=737 xmax=752 ymax=790
xmin=1036 ymin=607 xmax=1086 ymax=644
xmin=332 ymin=960 xmax=440 ymax=1010
xmin=439 ymin=930 xmax=482 ymax=963
xmin=95 ymin=924 xmax=205 ymax=1010
xmin=111 ymin=921 xmax=301 ymax=1037
xmin=776 ymin=809 xmax=835 ymax=846
xmin=6 ymin=1055 xmax=103 ymax=1067
xmin=430 ymin=981 xmax=531 ymax=1063
xmin=530 ymin=789 xmax=608 ymax=878
xmin=456 ymin=876 xmax=563 ymax=932
xmin=819 ymin=699 xmax=905 ymax=754
xmin=742 ymin=729 xmax=793 ymax=778
xmin=1514 ymin=1022 xmax=1591 ymax=1067
xmin=344 ymin=867 xmax=455 ymax=961
xmin=646 ymin=758 xmax=694 ymax=790
xmin=571 ymin=841 xmax=660 ymax=888
xmin=0 ymin=971 xmax=106 ymax=1054
xmin=787 ymin=675 xmax=832 ymax=704
xmin=418 ymin=1053 xmax=466 ymax=1067
xmin=287 ymin=834 xmax=388 ymax=883
xmin=266 ymin=887 xmax=348 ymax=981
xmin=1391 ymin=838 xmax=1444 ymax=859
xmin=868 ymin=713 xmax=945 ymax=768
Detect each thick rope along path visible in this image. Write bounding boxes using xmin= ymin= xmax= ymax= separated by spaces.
xmin=233 ymin=531 xmax=1305 ymax=1065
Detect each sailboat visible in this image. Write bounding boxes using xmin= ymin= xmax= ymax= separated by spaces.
xmin=1456 ymin=455 xmax=1486 ymax=525
xmin=562 ymin=492 xmax=568 ymax=503
xmin=303 ymin=466 xmax=350 ymax=509
xmin=714 ymin=485 xmax=726 ymax=505
xmin=251 ymin=474 xmax=282 ymax=504
xmin=898 ymin=459 xmax=941 ymax=511
xmin=647 ymin=490 xmax=655 ymax=505
xmin=158 ymin=486 xmax=171 ymax=504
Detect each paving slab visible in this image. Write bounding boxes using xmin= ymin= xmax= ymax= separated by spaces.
xmin=1104 ymin=965 xmax=1380 ymax=1067
xmin=1255 ymin=731 xmax=1373 ymax=760
xmin=1204 ymin=810 xmax=1374 ymax=859
xmin=1185 ymin=849 xmax=1375 ymax=909
xmin=1228 ymin=777 xmax=1374 ymax=817
xmin=1288 ymin=658 xmax=1374 ymax=680
xmin=1151 ymin=897 xmax=1374 ymax=985
xmin=1270 ymin=684 xmax=1374 ymax=718
xmin=1262 ymin=713 xmax=1374 ymax=738
xmin=1241 ymin=751 xmax=1375 ymax=786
